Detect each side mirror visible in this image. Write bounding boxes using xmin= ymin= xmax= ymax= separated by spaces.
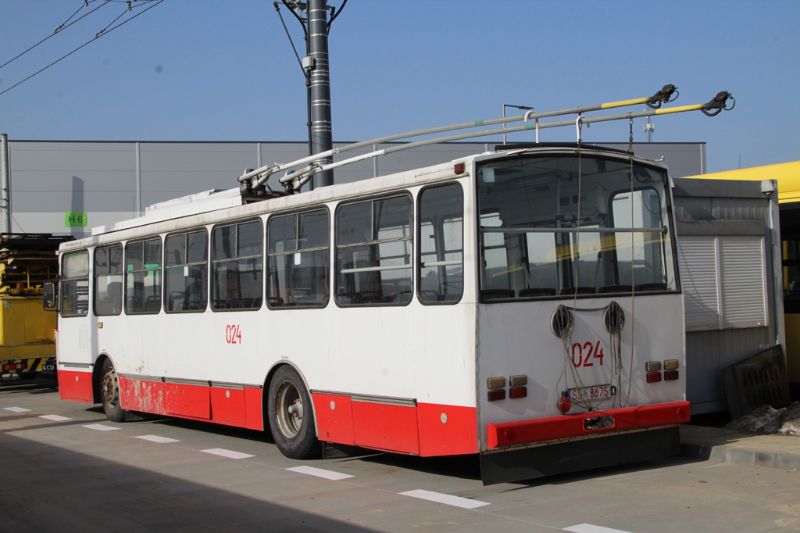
xmin=43 ymin=282 xmax=57 ymax=311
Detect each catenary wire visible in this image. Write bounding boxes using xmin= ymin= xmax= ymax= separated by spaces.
xmin=0 ymin=0 xmax=112 ymax=71
xmin=0 ymin=0 xmax=165 ymax=98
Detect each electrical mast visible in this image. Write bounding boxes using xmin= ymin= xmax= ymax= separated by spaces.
xmin=276 ymin=1 xmax=347 ymax=189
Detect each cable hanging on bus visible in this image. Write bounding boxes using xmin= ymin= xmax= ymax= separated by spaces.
xmin=237 ymin=85 xmax=734 ymax=200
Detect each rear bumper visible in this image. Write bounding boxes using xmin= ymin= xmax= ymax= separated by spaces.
xmin=481 ymin=426 xmax=680 ymax=485
xmin=486 ymin=400 xmax=690 ymax=449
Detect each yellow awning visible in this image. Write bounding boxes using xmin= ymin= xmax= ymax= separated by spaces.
xmin=684 ymin=161 xmax=800 ymax=204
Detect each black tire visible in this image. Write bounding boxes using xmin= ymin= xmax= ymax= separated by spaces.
xmin=267 ymin=365 xmax=321 ymax=459
xmin=100 ymin=359 xmax=126 ymax=422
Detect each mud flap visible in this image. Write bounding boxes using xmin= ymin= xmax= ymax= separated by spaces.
xmin=479 ymin=426 xmax=680 ymax=485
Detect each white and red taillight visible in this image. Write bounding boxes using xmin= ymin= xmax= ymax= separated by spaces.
xmin=487 ymin=374 xmax=528 ymax=401
xmin=487 ymin=376 xmax=506 ymax=401
xmin=646 ymin=359 xmax=680 ymax=383
xmin=509 ymin=374 xmax=528 ymax=399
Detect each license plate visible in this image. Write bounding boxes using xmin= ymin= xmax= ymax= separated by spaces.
xmin=569 ymin=384 xmax=616 ymax=402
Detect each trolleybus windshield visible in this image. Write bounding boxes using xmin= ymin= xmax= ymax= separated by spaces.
xmin=476 ymin=154 xmax=677 ymax=300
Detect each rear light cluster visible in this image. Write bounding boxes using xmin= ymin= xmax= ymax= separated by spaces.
xmin=2 ymin=361 xmax=27 ymax=373
xmin=487 ymin=374 xmax=528 ymax=401
xmin=646 ymin=359 xmax=680 ymax=383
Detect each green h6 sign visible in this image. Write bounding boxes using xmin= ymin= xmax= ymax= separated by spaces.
xmin=65 ymin=211 xmax=88 ymax=227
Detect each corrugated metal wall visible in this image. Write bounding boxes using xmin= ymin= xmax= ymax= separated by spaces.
xmin=674 ymin=178 xmax=783 ymax=413
xmin=6 ymin=140 xmax=704 ymax=237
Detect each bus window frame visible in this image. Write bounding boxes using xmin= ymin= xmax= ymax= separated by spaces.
xmin=210 ymin=217 xmax=264 ymax=313
xmin=266 ymin=206 xmax=331 ymax=311
xmin=606 ymin=184 xmax=671 ymax=292
xmin=124 ymin=236 xmax=164 ymax=315
xmin=334 ymin=191 xmax=415 ymax=308
xmin=163 ymin=227 xmax=209 ymax=314
xmin=60 ymin=249 xmax=90 ymax=318
xmin=474 ymin=152 xmax=682 ymax=303
xmin=416 ymin=181 xmax=465 ymax=306
xmin=93 ymin=242 xmax=124 ymax=317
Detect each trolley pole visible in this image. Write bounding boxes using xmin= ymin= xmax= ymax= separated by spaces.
xmin=0 ymin=134 xmax=11 ymax=234
xmin=307 ymin=0 xmax=334 ymax=189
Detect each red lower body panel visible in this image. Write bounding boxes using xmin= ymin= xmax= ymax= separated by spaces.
xmin=352 ymin=400 xmax=420 ymax=454
xmin=75 ymin=371 xmax=476 ymax=456
xmin=313 ymin=393 xmax=355 ymax=445
xmin=58 ymin=370 xmax=93 ymax=403
xmin=487 ymin=400 xmax=691 ymax=449
xmin=311 ymin=392 xmax=478 ymax=456
xmin=417 ymin=403 xmax=478 ymax=456
xmin=118 ymin=376 xmax=263 ymax=430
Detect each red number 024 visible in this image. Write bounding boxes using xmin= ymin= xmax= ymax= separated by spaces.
xmin=225 ymin=324 xmax=242 ymax=345
xmin=571 ymin=340 xmax=605 ymax=367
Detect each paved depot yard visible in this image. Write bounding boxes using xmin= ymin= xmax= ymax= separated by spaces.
xmin=1 ymin=381 xmax=799 ymax=532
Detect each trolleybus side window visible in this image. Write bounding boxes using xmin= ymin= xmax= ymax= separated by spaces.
xmin=94 ymin=244 xmax=123 ymax=316
xmin=164 ymin=229 xmax=208 ymax=313
xmin=267 ymin=208 xmax=329 ymax=308
xmin=418 ymin=183 xmax=464 ymax=304
xmin=336 ymin=194 xmax=413 ymax=306
xmin=125 ymin=237 xmax=163 ymax=314
xmin=211 ymin=219 xmax=263 ymax=310
xmin=60 ymin=250 xmax=89 ymax=317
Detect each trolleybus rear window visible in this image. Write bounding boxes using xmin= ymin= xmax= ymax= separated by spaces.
xmin=476 ymin=154 xmax=676 ymax=301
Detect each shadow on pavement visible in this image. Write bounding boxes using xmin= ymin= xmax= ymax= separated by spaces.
xmin=0 ymin=432 xmax=376 ymax=532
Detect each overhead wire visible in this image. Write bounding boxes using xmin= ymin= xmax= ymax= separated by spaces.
xmin=0 ymin=0 xmax=112 ymax=71
xmin=0 ymin=0 xmax=165 ymax=98
xmin=326 ymin=0 xmax=348 ymax=33
xmin=274 ymin=2 xmax=307 ymax=78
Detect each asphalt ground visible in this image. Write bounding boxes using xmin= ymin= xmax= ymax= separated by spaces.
xmin=2 ymin=381 xmax=799 ymax=532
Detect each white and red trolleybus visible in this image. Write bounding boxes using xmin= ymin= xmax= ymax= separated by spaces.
xmin=53 ymin=89 xmax=734 ymax=483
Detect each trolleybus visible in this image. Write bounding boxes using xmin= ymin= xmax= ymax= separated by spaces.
xmin=54 ymin=87 xmax=733 ymax=483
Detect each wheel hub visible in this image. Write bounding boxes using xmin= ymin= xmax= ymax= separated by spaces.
xmin=276 ymin=380 xmax=303 ymax=438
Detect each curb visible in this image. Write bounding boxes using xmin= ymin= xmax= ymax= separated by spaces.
xmin=679 ymin=426 xmax=800 ymax=471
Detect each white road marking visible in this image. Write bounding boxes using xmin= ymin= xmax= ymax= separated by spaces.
xmin=82 ymin=423 xmax=121 ymax=431
xmin=3 ymin=407 xmax=31 ymax=413
xmin=135 ymin=434 xmax=179 ymax=444
xmin=564 ymin=524 xmax=632 ymax=533
xmin=200 ymin=448 xmax=254 ymax=460
xmin=287 ymin=465 xmax=354 ymax=481
xmin=39 ymin=414 xmax=72 ymax=421
xmin=399 ymin=489 xmax=490 ymax=510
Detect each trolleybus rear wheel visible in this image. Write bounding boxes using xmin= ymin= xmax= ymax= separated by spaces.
xmin=100 ymin=359 xmax=126 ymax=422
xmin=267 ymin=365 xmax=321 ymax=459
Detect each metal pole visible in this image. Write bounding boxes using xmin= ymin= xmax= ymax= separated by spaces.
xmin=502 ymin=105 xmax=506 ymax=145
xmin=0 ymin=134 xmax=11 ymax=233
xmin=308 ymin=0 xmax=333 ymax=188
xmin=502 ymin=104 xmax=533 ymax=145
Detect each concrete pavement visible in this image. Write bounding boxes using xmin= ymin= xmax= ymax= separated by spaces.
xmin=680 ymin=424 xmax=800 ymax=471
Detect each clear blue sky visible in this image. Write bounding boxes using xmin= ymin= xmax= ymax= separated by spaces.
xmin=1 ymin=0 xmax=798 ymax=173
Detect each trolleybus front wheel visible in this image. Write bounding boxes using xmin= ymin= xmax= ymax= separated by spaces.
xmin=100 ymin=359 xmax=126 ymax=422
xmin=267 ymin=365 xmax=321 ymax=459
